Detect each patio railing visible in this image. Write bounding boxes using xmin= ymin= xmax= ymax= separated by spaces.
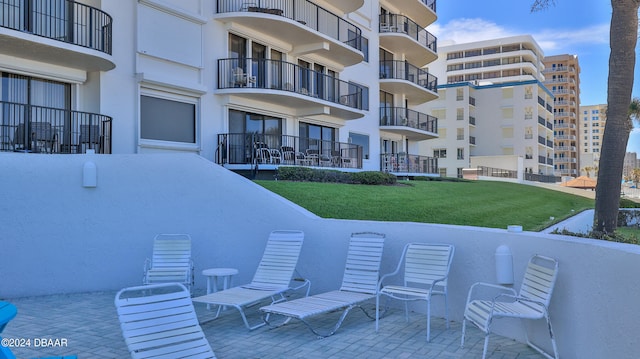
xmin=0 ymin=0 xmax=112 ymax=54
xmin=217 ymin=133 xmax=362 ymax=169
xmin=379 ymin=14 xmax=437 ymax=53
xmin=477 ymin=166 xmax=517 ymax=179
xmin=0 ymin=101 xmax=112 ymax=154
xmin=216 ymin=0 xmax=362 ymax=51
xmin=218 ymin=58 xmax=368 ymax=110
xmin=379 ymin=60 xmax=438 ymax=92
xmin=381 ymin=153 xmax=438 ymax=174
xmin=379 ymin=107 xmax=437 ymax=133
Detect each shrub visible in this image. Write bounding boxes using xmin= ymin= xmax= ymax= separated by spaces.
xmin=350 ymin=171 xmax=397 ymax=185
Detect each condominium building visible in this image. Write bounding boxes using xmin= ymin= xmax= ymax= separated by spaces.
xmin=624 ymin=152 xmax=639 ymax=180
xmin=543 ymin=54 xmax=581 ymax=178
xmin=0 ymin=0 xmax=441 ymax=177
xmin=579 ymin=104 xmax=607 ymax=177
xmin=418 ymin=35 xmax=555 ymax=177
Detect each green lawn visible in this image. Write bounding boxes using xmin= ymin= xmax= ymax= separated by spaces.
xmin=256 ymin=180 xmax=594 ymax=232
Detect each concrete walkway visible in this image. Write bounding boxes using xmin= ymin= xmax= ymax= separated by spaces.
xmin=1 ymin=290 xmax=544 ymax=359
xmin=542 ymin=209 xmax=594 ymax=234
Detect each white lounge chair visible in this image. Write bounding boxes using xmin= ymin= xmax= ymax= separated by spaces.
xmin=376 ymin=243 xmax=455 ymax=342
xmin=192 ymin=230 xmax=305 ymax=330
xmin=260 ymin=232 xmax=385 ymax=337
xmin=115 ymin=283 xmax=216 ymax=359
xmin=461 ymin=254 xmax=559 ymax=359
xmin=143 ymin=234 xmax=194 ymax=292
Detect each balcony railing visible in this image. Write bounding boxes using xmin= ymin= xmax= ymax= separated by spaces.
xmin=216 ymin=133 xmax=362 ymax=169
xmin=0 ymin=101 xmax=112 ymax=154
xmin=379 ymin=107 xmax=437 ymax=133
xmin=422 ymin=0 xmax=437 ymax=11
xmin=379 ymin=60 xmax=438 ymax=91
xmin=0 ymin=0 xmax=112 ymax=54
xmin=381 ymin=153 xmax=437 ymax=174
xmin=378 ymin=14 xmax=437 ymax=53
xmin=218 ymin=58 xmax=368 ymax=110
xmin=477 ymin=166 xmax=517 ymax=179
xmin=216 ymin=0 xmax=362 ymax=52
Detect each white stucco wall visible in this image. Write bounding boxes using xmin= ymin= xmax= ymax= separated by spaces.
xmin=1 ymin=153 xmax=639 ymax=358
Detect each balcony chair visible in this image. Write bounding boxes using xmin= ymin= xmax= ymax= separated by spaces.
xmin=79 ymin=124 xmax=102 ymax=153
xmin=260 ymin=232 xmax=385 ymax=337
xmin=192 ymin=230 xmax=307 ymax=330
xmin=280 ymin=146 xmax=296 ymax=164
xmin=115 ymin=283 xmax=216 ymax=359
xmin=376 ymin=243 xmax=455 ymax=342
xmin=13 ymin=122 xmax=56 ymax=153
xmin=461 ymin=254 xmax=559 ymax=359
xmin=142 ymin=234 xmax=194 ymax=293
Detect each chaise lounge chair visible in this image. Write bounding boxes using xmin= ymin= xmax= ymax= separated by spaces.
xmin=115 ymin=283 xmax=216 ymax=359
xmin=192 ymin=230 xmax=305 ymax=330
xmin=143 ymin=234 xmax=194 ymax=292
xmin=260 ymin=232 xmax=385 ymax=337
xmin=461 ymin=254 xmax=559 ymax=359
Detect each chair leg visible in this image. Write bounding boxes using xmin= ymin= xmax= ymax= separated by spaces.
xmin=460 ymin=317 xmax=467 ymax=348
xmin=426 ymin=300 xmax=431 ymax=342
xmin=444 ymin=293 xmax=450 ymax=329
xmin=482 ymin=333 xmax=490 ymax=359
xmin=375 ymin=294 xmax=380 ymax=332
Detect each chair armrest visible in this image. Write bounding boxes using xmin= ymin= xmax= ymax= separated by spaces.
xmin=290 ymin=277 xmax=311 ymax=297
xmin=378 ymin=267 xmax=402 ymax=289
xmin=465 ymin=282 xmax=517 ymax=306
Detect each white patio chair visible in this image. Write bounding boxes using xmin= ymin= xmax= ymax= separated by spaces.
xmin=143 ymin=234 xmax=194 ymax=292
xmin=192 ymin=230 xmax=305 ymax=330
xmin=376 ymin=243 xmax=455 ymax=342
xmin=461 ymin=254 xmax=559 ymax=359
xmin=260 ymin=232 xmax=385 ymax=337
xmin=115 ymin=283 xmax=216 ymax=359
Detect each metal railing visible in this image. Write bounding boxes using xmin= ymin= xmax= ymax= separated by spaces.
xmin=216 ymin=0 xmax=362 ymax=51
xmin=379 ymin=107 xmax=437 ymax=133
xmin=525 ymin=172 xmax=561 ymax=183
xmin=216 ymin=133 xmax=362 ymax=169
xmin=378 ymin=14 xmax=436 ymax=53
xmin=218 ymin=58 xmax=368 ymax=110
xmin=379 ymin=60 xmax=438 ymax=92
xmin=0 ymin=101 xmax=112 ymax=154
xmin=422 ymin=0 xmax=436 ymax=11
xmin=0 ymin=0 xmax=112 ymax=54
xmin=381 ymin=153 xmax=437 ymax=174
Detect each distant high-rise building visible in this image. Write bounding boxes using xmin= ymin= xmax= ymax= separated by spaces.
xmin=418 ymin=35 xmax=555 ymax=177
xmin=543 ymin=54 xmax=581 ymax=178
xmin=579 ymin=104 xmax=607 ymax=177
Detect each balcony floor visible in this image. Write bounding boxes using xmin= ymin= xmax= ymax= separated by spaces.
xmin=3 ymin=290 xmax=543 ymax=358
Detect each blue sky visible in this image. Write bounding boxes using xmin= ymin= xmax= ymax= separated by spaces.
xmin=426 ymin=0 xmax=640 ymax=154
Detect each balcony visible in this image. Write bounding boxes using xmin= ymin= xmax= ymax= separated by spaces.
xmin=380 ymin=153 xmax=437 ymax=174
xmin=555 ymin=146 xmax=577 ymax=152
xmin=379 ymin=60 xmax=438 ymax=104
xmin=216 ymin=133 xmax=362 ymax=169
xmin=469 ymin=136 xmax=476 ymax=145
xmin=218 ymin=58 xmax=367 ymax=120
xmin=321 ymin=0 xmax=364 ymax=13
xmin=0 ymin=101 xmax=112 ymax=154
xmin=215 ymin=0 xmax=363 ymax=67
xmin=379 ymin=107 xmax=438 ymax=141
xmin=379 ymin=14 xmax=437 ymax=67
xmin=0 ymin=0 xmax=114 ymax=71
xmin=393 ymin=0 xmax=437 ymax=27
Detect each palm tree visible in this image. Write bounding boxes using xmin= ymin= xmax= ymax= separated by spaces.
xmin=582 ymin=166 xmax=593 ymax=177
xmin=534 ymin=0 xmax=639 ymax=233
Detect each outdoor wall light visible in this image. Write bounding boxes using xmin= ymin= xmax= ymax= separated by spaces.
xmin=495 ymin=245 xmax=514 ymax=285
xmin=83 ymin=161 xmax=97 ymax=188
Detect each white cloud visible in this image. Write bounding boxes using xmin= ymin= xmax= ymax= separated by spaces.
xmin=430 ymin=18 xmax=609 ymax=53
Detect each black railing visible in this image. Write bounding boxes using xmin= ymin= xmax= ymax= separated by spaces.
xmin=477 ymin=166 xmax=517 ymax=178
xmin=378 ymin=14 xmax=436 ymax=53
xmin=381 ymin=153 xmax=437 ymax=174
xmin=0 ymin=0 xmax=112 ymax=54
xmin=216 ymin=0 xmax=362 ymax=51
xmin=538 ymin=136 xmax=546 ymax=145
xmin=525 ymin=173 xmax=561 ymax=183
xmin=217 ymin=133 xmax=362 ymax=169
xmin=379 ymin=107 xmax=437 ymax=133
xmin=218 ymin=58 xmax=368 ymax=110
xmin=0 ymin=101 xmax=111 ymax=154
xmin=379 ymin=60 xmax=438 ymax=92
xmin=423 ymin=0 xmax=437 ymax=12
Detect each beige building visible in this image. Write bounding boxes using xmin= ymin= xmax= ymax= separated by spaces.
xmin=418 ymin=35 xmax=555 ymax=178
xmin=579 ymin=104 xmax=607 ymax=177
xmin=543 ymin=54 xmax=581 ymax=177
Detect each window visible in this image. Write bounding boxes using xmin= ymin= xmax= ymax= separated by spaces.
xmin=438 ymin=168 xmax=447 ymax=177
xmin=456 ymin=88 xmax=464 ymax=101
xmin=140 ymin=95 xmax=196 ymax=143
xmin=456 ymin=108 xmax=464 ymax=120
xmin=434 ymin=149 xmax=447 ymax=158
xmin=457 ymin=148 xmax=464 ymax=160
xmin=457 ymin=168 xmax=463 ymax=178
xmin=299 ymin=122 xmax=336 ymax=154
xmin=349 ymin=132 xmax=369 ymax=159
xmin=456 ymin=128 xmax=464 ymax=140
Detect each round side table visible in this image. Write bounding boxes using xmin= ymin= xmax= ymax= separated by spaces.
xmin=202 ymin=268 xmax=238 ymax=311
